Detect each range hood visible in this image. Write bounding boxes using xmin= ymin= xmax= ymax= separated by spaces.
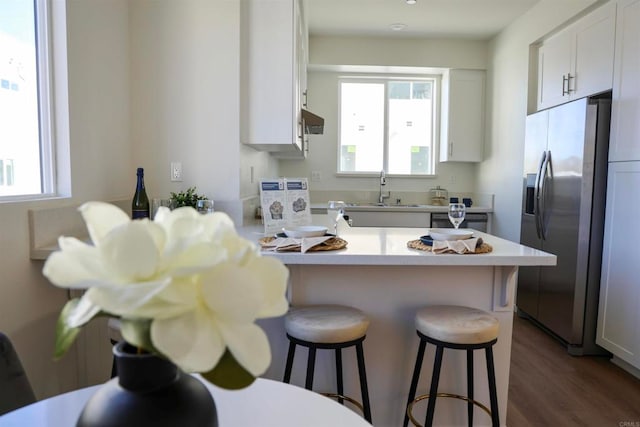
xmin=302 ymin=109 xmax=324 ymax=135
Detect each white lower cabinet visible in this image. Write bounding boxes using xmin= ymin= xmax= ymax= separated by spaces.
xmin=597 ymin=161 xmax=640 ymax=368
xmin=345 ymin=211 xmax=431 ymax=228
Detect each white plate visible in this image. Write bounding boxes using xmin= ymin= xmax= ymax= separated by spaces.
xmin=282 ymin=225 xmax=328 ymax=238
xmin=429 ymin=228 xmax=474 ymax=241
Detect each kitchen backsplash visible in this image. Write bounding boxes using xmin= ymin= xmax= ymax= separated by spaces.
xmin=308 ymin=190 xmax=494 ymax=208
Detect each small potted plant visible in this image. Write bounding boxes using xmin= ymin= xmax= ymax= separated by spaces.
xmin=169 ymin=186 xmax=207 ymax=208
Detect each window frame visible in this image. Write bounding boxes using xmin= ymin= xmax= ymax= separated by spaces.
xmin=0 ymin=0 xmax=68 ymax=202
xmin=336 ymin=74 xmax=441 ymax=178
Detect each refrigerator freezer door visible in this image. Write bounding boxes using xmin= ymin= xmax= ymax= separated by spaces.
xmin=518 ymin=109 xmax=549 ymax=320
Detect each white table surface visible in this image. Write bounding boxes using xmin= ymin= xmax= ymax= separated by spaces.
xmin=0 ymin=377 xmax=371 ymax=427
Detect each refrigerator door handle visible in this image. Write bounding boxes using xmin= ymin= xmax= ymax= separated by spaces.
xmin=533 ymin=151 xmax=547 ymax=239
xmin=538 ymin=150 xmax=552 ymax=240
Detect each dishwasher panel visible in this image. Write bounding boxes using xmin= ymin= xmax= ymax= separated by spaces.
xmin=430 ymin=213 xmax=488 ymax=232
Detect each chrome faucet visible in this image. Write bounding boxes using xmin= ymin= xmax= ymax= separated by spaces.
xmin=378 ymin=170 xmax=390 ymax=205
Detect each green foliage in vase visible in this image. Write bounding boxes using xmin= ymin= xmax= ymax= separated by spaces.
xmin=170 ymin=187 xmax=207 ymax=208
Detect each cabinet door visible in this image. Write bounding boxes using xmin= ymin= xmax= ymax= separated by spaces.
xmin=609 ymin=0 xmax=640 ymax=162
xmin=346 ymin=211 xmax=431 ymax=228
xmin=571 ymin=2 xmax=616 ymax=100
xmin=439 ymin=70 xmax=485 ymax=162
xmin=597 ymin=161 xmax=640 ymax=367
xmin=537 ymin=31 xmax=572 ymax=110
xmin=241 ymin=0 xmax=300 ymax=152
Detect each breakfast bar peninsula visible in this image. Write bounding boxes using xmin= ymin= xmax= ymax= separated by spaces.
xmin=240 ymin=220 xmax=556 ymax=427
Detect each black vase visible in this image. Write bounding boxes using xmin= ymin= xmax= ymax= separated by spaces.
xmin=77 ymin=342 xmax=218 ymax=427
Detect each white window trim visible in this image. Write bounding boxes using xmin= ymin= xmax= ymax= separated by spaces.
xmin=336 ymin=73 xmax=442 ymax=178
xmin=0 ymin=0 xmax=70 ymax=203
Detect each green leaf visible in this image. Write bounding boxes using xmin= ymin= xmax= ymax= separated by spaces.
xmin=119 ymin=318 xmax=156 ymax=352
xmin=54 ymin=299 xmax=84 ymax=359
xmin=169 ymin=186 xmax=207 ymax=208
xmin=201 ymin=349 xmax=256 ymax=390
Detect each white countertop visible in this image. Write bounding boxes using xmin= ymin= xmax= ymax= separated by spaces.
xmin=310 ymin=203 xmax=492 ymax=214
xmin=240 ymin=219 xmax=556 ymax=267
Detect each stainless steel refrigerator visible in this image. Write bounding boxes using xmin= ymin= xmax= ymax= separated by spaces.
xmin=518 ymin=95 xmax=611 ymax=355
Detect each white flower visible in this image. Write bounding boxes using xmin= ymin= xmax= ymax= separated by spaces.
xmin=43 ymin=201 xmax=289 ymax=388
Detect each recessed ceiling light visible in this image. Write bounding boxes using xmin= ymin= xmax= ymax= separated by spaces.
xmin=406 ymin=0 xmax=417 ymax=4
xmin=390 ymin=23 xmax=407 ymax=31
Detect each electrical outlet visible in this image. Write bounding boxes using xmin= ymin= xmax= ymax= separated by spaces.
xmin=311 ymin=171 xmax=321 ymax=182
xmin=171 ymin=162 xmax=182 ymax=182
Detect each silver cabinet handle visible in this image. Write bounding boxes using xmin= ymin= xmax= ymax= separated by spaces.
xmin=562 ymin=73 xmax=575 ymax=96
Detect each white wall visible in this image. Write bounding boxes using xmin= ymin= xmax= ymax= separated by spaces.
xmin=310 ymin=36 xmax=488 ymax=69
xmin=128 ymin=0 xmax=275 ymax=224
xmin=279 ymin=36 xmax=488 ymax=197
xmin=479 ymin=0 xmax=600 ymax=241
xmin=0 ymin=0 xmax=132 ymax=399
xmin=1 ymin=0 xmax=280 ymax=400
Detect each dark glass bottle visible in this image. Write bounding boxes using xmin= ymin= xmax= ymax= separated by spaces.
xmin=131 ymin=167 xmax=150 ymax=219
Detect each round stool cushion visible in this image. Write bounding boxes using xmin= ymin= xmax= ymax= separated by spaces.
xmin=415 ymin=305 xmax=499 ymax=345
xmin=285 ymin=305 xmax=370 ymax=344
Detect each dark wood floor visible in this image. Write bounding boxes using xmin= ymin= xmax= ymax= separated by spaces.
xmin=508 ymin=314 xmax=640 ymax=426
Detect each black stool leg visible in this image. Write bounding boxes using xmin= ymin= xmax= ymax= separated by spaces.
xmin=335 ymin=348 xmax=344 ymax=404
xmin=485 ymin=346 xmax=500 ymax=427
xmin=355 ymin=341 xmax=372 ymax=423
xmin=403 ymin=338 xmax=427 ymax=427
xmin=305 ymin=346 xmax=317 ymax=390
xmin=467 ymin=349 xmax=474 ymax=427
xmin=283 ymin=340 xmax=296 ymax=383
xmin=425 ymin=345 xmax=444 ymax=427
xmin=110 ymin=339 xmax=118 ymax=378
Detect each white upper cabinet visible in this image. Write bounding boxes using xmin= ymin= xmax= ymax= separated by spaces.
xmin=537 ymin=2 xmax=616 ymax=110
xmin=608 ymin=0 xmax=640 ymax=162
xmin=240 ymin=0 xmax=307 ymax=155
xmin=439 ymin=69 xmax=485 ymax=163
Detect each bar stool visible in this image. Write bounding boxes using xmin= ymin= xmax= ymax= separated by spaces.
xmin=283 ymin=304 xmax=372 ymax=423
xmin=403 ymin=305 xmax=500 ymax=427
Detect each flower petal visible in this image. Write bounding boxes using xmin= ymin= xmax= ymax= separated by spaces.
xmin=246 ymin=256 xmax=290 ymax=318
xmin=43 ymin=240 xmax=109 ymax=289
xmin=79 ymin=202 xmax=130 ymax=246
xmin=100 ymin=222 xmax=160 ymax=280
xmin=86 ymin=278 xmax=176 ymax=317
xmin=200 ymin=266 xmax=263 ymax=323
xmin=151 ymin=308 xmax=225 ymax=372
xmin=218 ymin=322 xmax=271 ymax=376
xmin=66 ymin=292 xmax=101 ymax=328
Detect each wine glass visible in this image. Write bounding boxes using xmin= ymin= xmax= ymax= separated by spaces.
xmin=196 ymin=199 xmax=215 ymax=214
xmin=327 ymin=200 xmax=346 ymax=236
xmin=448 ymin=203 xmax=466 ymax=229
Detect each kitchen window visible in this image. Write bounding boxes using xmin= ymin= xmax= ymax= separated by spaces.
xmin=338 ymin=77 xmax=438 ymax=175
xmin=0 ymin=0 xmax=62 ymax=199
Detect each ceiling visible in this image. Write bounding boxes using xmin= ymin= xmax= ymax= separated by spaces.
xmin=304 ymin=0 xmax=542 ymax=40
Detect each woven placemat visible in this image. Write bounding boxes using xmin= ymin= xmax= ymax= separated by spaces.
xmin=407 ymin=239 xmax=493 ymax=254
xmin=258 ymin=236 xmax=348 ymax=252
